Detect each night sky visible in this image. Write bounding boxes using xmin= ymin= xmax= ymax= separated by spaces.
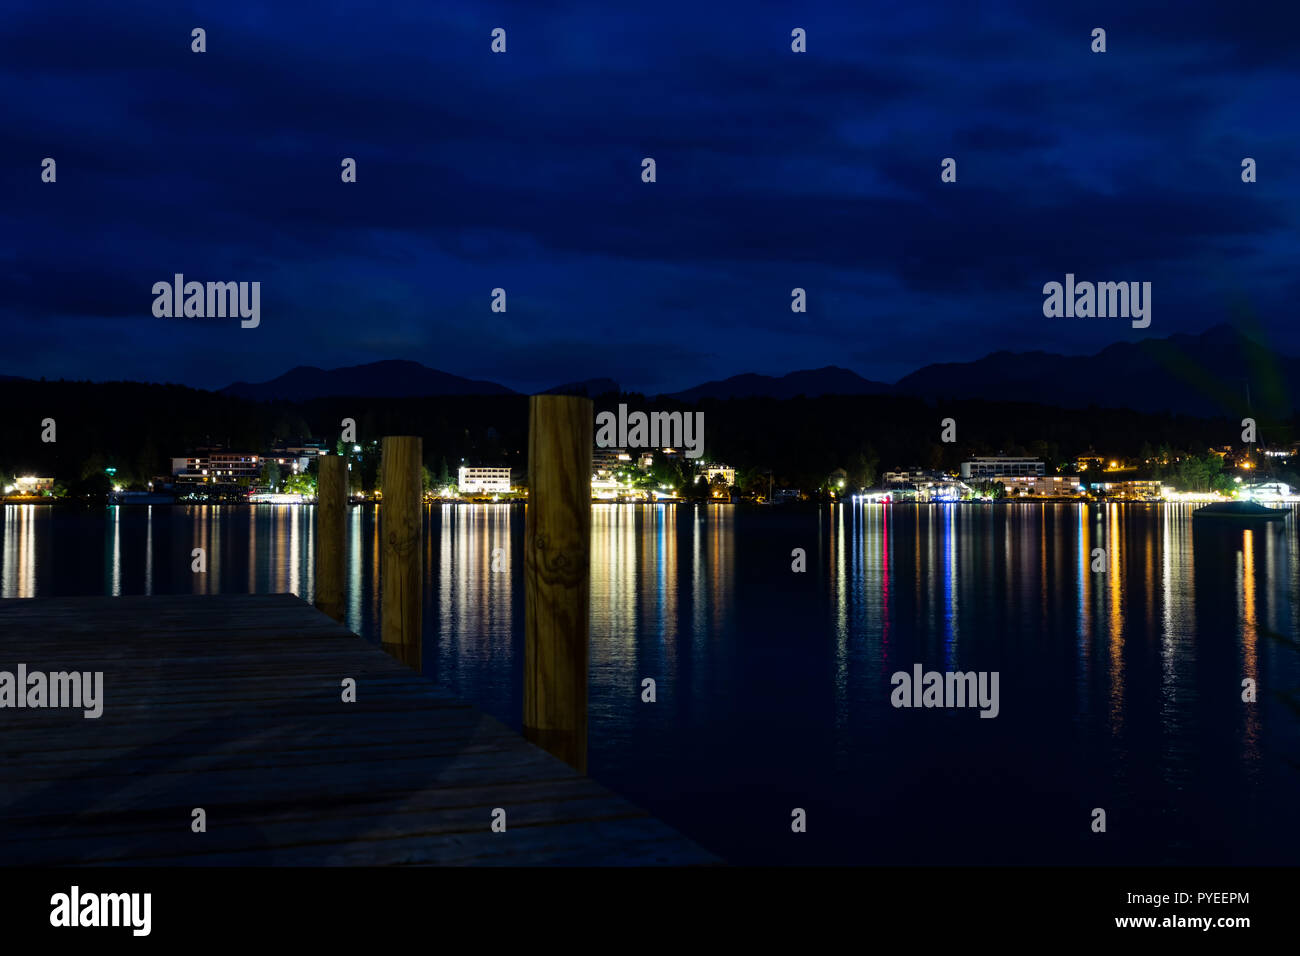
xmin=4 ymin=0 xmax=1297 ymax=395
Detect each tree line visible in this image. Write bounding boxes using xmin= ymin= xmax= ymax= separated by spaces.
xmin=1 ymin=380 xmax=1294 ymax=498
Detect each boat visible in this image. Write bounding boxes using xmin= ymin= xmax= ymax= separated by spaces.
xmin=1191 ymin=500 xmax=1287 ymax=522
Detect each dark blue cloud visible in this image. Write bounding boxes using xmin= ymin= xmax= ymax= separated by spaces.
xmin=1 ymin=0 xmax=1296 ymax=392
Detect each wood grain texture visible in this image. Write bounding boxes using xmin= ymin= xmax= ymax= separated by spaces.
xmin=0 ymin=594 xmax=716 ymax=865
xmin=379 ymin=436 xmax=422 ymax=669
xmin=523 ymin=395 xmax=593 ymax=773
xmin=313 ymin=454 xmax=347 ymax=622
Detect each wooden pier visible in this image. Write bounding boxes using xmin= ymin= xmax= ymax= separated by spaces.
xmin=0 ymin=593 xmax=715 ymax=866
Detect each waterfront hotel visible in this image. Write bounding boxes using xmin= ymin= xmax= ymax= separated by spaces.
xmin=457 ymin=466 xmax=512 ymax=494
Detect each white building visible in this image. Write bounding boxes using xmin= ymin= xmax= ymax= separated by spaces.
xmin=1088 ymin=479 xmax=1162 ymax=499
xmin=1242 ymin=481 xmax=1293 ymax=502
xmin=592 ymin=447 xmax=633 ymax=476
xmin=996 ymin=475 xmax=1082 ymax=497
xmin=960 ymin=457 xmax=1045 ymax=479
xmin=701 ymin=464 xmax=736 ymax=486
xmin=273 ymin=439 xmax=328 ymax=460
xmin=884 ymin=469 xmax=935 ymax=486
xmin=172 ymin=451 xmax=311 ymax=484
xmin=918 ymin=479 xmax=971 ymax=500
xmin=11 ymin=476 xmax=54 ymax=494
xmin=458 ymin=466 xmax=511 ymax=494
xmin=591 ymin=476 xmax=620 ymax=499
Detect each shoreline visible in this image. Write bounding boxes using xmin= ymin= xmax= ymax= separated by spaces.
xmin=6 ymin=496 xmax=1293 ymax=508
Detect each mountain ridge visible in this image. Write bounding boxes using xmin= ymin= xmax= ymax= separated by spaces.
xmin=220 ymin=359 xmax=517 ymax=401
xmin=6 ymin=324 xmax=1289 ymax=418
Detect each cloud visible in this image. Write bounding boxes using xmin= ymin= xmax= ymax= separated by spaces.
xmin=0 ymin=0 xmax=1296 ymax=392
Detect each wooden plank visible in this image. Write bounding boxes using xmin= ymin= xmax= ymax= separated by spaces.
xmin=5 ymin=716 xmax=523 ymax=760
xmin=1 ymin=776 xmax=616 ymax=850
xmin=81 ymin=817 xmax=716 ymax=867
xmin=0 ymin=740 xmax=577 ymax=811
xmin=5 ymin=796 xmax=648 ymax=866
xmin=0 ymin=593 xmax=715 ymax=865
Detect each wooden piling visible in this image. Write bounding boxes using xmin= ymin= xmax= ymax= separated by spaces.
xmin=523 ymin=395 xmax=592 ymax=773
xmin=380 ymin=436 xmax=423 ymax=670
xmin=313 ymin=455 xmax=347 ymax=623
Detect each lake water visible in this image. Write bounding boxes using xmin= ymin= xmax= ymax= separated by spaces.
xmin=3 ymin=501 xmax=1298 ymax=864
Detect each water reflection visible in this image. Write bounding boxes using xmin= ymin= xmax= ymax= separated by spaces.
xmin=1 ymin=500 xmax=1297 ymax=863
xmin=1107 ymin=503 xmax=1124 ymax=735
xmin=108 ymin=506 xmax=122 ymax=596
xmin=144 ymin=506 xmax=154 ymax=596
xmin=347 ymin=505 xmax=363 ymax=633
xmin=1240 ymin=529 xmax=1260 ymax=766
xmin=2 ymin=505 xmax=37 ymax=598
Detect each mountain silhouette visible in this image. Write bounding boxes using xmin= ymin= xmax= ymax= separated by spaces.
xmin=211 ymin=324 xmax=1296 ymax=418
xmin=892 ymin=324 xmax=1295 ymax=418
xmin=221 ymin=360 xmax=517 ymax=400
xmin=543 ymin=377 xmax=620 ymax=397
xmin=669 ymin=366 xmax=891 ymax=402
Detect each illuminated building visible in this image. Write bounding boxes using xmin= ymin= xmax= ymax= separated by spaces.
xmin=960 ymin=457 xmax=1045 ymax=479
xmin=457 ymin=466 xmax=511 ymax=494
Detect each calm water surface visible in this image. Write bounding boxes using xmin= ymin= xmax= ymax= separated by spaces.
xmin=3 ymin=501 xmax=1298 ymax=864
